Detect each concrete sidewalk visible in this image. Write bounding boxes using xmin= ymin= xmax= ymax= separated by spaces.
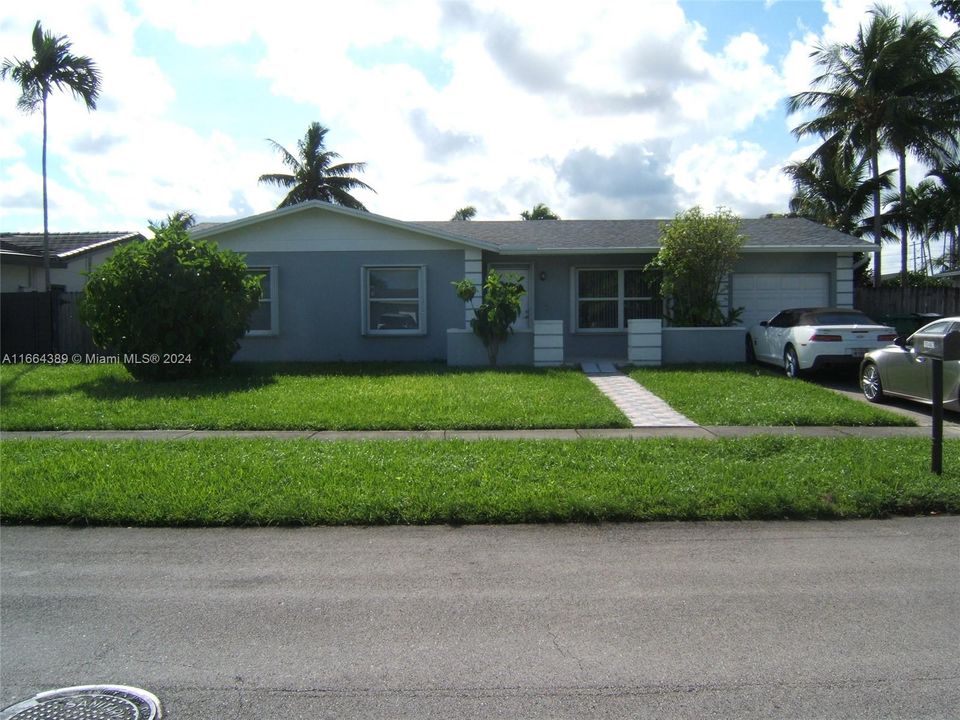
xmin=2 ymin=425 xmax=957 ymax=440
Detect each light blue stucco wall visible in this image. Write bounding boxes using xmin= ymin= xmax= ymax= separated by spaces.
xmin=235 ymin=249 xmax=465 ymax=362
xmin=481 ymin=251 xmax=841 ymax=361
xmin=482 ymin=252 xmax=654 ymax=361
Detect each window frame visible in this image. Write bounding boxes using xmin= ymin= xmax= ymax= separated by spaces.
xmin=572 ymin=267 xmax=656 ymax=333
xmin=362 ymin=264 xmax=428 ymax=336
xmin=245 ymin=265 xmax=279 ymax=337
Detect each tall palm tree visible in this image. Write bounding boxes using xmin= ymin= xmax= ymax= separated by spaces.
xmin=882 ymin=14 xmax=960 ymax=284
xmin=921 ymin=163 xmax=960 ymax=270
xmin=788 ymin=6 xmax=904 ymax=285
xmin=258 ymin=122 xmax=374 ymax=211
xmin=783 ymin=136 xmax=894 ymax=236
xmin=2 ymin=20 xmax=101 ymax=291
xmin=520 ymin=203 xmax=560 ymax=220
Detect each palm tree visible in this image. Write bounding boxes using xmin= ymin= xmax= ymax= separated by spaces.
xmin=788 ymin=6 xmax=904 ymax=285
xmin=2 ymin=20 xmax=101 ymax=291
xmin=520 ymin=203 xmax=560 ymax=220
xmin=783 ymin=137 xmax=894 ymax=236
xmin=258 ymin=122 xmax=374 ymax=211
xmin=882 ymin=14 xmax=960 ymax=284
xmin=919 ymin=163 xmax=960 ymax=270
xmin=451 ymin=206 xmax=477 ymax=221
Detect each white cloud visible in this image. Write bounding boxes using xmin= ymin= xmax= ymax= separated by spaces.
xmin=7 ymin=0 xmax=946 ymax=233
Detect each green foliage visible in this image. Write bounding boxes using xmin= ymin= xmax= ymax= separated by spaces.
xmin=879 ymin=270 xmax=949 ymax=288
xmin=520 ymin=203 xmax=560 ymax=220
xmin=258 ymin=121 xmax=374 ymax=211
xmin=2 ymin=21 xmax=102 ymax=291
xmin=451 ymin=206 xmax=477 ymax=221
xmin=932 ymin=1 xmax=960 ymax=28
xmin=80 ymin=214 xmax=261 ymax=381
xmin=454 ymin=270 xmax=526 ymax=365
xmin=646 ymin=207 xmax=745 ymax=327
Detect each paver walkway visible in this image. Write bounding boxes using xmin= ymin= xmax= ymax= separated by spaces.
xmin=581 ymin=362 xmax=698 ymax=428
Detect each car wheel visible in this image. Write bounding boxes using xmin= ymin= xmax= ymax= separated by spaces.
xmin=784 ymin=347 xmax=801 ymax=379
xmin=861 ymin=362 xmax=885 ymax=403
xmin=745 ymin=336 xmax=756 ymax=364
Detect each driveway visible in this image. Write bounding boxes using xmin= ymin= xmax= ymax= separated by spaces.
xmin=2 ymin=519 xmax=958 ymax=719
xmin=811 ymin=368 xmax=960 ymax=426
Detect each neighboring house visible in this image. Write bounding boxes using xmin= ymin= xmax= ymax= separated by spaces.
xmin=192 ymin=201 xmax=873 ymax=366
xmin=0 ymin=231 xmax=145 ymax=293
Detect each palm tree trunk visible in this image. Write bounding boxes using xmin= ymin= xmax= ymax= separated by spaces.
xmin=898 ymin=151 xmax=908 ymax=286
xmin=871 ymin=138 xmax=883 ymax=286
xmin=42 ymin=90 xmax=50 ymax=292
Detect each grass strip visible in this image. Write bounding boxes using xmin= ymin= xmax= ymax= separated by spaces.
xmin=0 ymin=362 xmax=628 ymax=430
xmin=628 ymin=364 xmax=914 ymax=427
xmin=2 ymin=438 xmax=956 ymax=526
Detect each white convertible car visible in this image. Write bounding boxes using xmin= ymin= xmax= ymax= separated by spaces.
xmin=747 ymin=308 xmax=897 ymax=378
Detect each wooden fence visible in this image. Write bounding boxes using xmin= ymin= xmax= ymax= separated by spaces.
xmin=1 ymin=291 xmax=99 ymax=356
xmin=855 ymin=287 xmax=960 ymax=319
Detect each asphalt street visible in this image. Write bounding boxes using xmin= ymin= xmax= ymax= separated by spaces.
xmin=1 ymin=518 xmax=958 ymax=719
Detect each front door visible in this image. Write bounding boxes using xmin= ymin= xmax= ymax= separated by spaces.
xmin=489 ymin=264 xmax=531 ymax=330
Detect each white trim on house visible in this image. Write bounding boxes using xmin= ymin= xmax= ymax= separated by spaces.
xmin=361 ymin=264 xmax=428 ymax=336
xmin=463 ymin=248 xmax=482 ymax=329
xmin=570 ymin=266 xmax=655 ymax=334
xmin=192 ymin=200 xmax=500 ymax=253
xmin=836 ymin=254 xmax=854 ymax=308
xmin=245 ymin=266 xmax=279 ymax=336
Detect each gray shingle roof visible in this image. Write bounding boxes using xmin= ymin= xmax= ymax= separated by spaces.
xmin=0 ymin=231 xmax=144 ymax=259
xmin=412 ymin=217 xmax=874 ymax=252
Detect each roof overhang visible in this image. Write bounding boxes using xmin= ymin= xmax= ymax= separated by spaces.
xmin=56 ymin=232 xmax=144 ymax=259
xmin=191 ymin=201 xmax=502 ymax=253
xmin=0 ymin=250 xmax=67 ymax=267
xmin=490 ymin=244 xmax=877 ymax=255
xmin=738 ymin=244 xmax=879 ymax=253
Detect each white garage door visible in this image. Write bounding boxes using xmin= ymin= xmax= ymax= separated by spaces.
xmin=732 ymin=273 xmax=830 ymax=329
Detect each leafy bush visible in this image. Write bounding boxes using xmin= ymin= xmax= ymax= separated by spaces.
xmin=80 ymin=215 xmax=261 ymax=380
xmin=453 ymin=270 xmax=526 ymax=365
xmin=646 ymin=206 xmax=745 ymax=327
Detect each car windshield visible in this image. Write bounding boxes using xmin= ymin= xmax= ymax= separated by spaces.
xmin=799 ymin=311 xmax=876 ymax=325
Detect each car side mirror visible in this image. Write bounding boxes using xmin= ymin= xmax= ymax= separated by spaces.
xmin=759 ymin=321 xmax=768 ymax=327
xmin=894 ymin=336 xmax=906 ymax=348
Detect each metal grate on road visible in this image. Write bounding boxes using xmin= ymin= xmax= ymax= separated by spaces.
xmin=0 ymin=686 xmax=161 ymax=720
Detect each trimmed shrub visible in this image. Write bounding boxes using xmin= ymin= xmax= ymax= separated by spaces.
xmin=80 ymin=216 xmax=261 ymax=380
xmin=646 ymin=206 xmax=745 ymax=327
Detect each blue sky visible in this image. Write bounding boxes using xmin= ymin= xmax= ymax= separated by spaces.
xmin=0 ymin=0 xmax=954 ymax=271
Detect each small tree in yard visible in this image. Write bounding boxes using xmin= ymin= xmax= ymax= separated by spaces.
xmin=452 ymin=270 xmax=526 ymax=366
xmin=80 ymin=214 xmax=262 ymax=381
xmin=646 ymin=206 xmax=744 ymax=327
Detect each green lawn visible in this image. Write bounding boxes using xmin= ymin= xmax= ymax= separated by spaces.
xmin=0 ymin=362 xmax=628 ymax=430
xmin=628 ymin=364 xmax=914 ymax=427
xmin=2 ymin=438 xmax=955 ymax=525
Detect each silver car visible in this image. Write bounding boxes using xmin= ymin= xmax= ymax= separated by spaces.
xmin=860 ymin=316 xmax=960 ymax=411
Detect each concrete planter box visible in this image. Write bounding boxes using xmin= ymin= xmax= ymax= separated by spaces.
xmin=446 ymin=328 xmax=534 ymax=366
xmin=662 ymin=326 xmax=746 ymax=364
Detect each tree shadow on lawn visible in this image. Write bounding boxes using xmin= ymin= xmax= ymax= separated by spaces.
xmin=72 ymin=361 xmax=553 ymax=402
xmin=2 ymin=361 xmax=573 ymax=406
xmin=74 ymin=363 xmax=280 ymax=401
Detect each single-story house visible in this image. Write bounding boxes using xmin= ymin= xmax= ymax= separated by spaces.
xmin=191 ymin=201 xmax=875 ymax=366
xmin=0 ymin=231 xmax=145 ymax=293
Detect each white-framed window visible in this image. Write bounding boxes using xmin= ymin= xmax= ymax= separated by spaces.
xmin=574 ymin=267 xmax=659 ymax=332
xmin=362 ymin=265 xmax=427 ymax=335
xmin=246 ymin=266 xmax=279 ymax=336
